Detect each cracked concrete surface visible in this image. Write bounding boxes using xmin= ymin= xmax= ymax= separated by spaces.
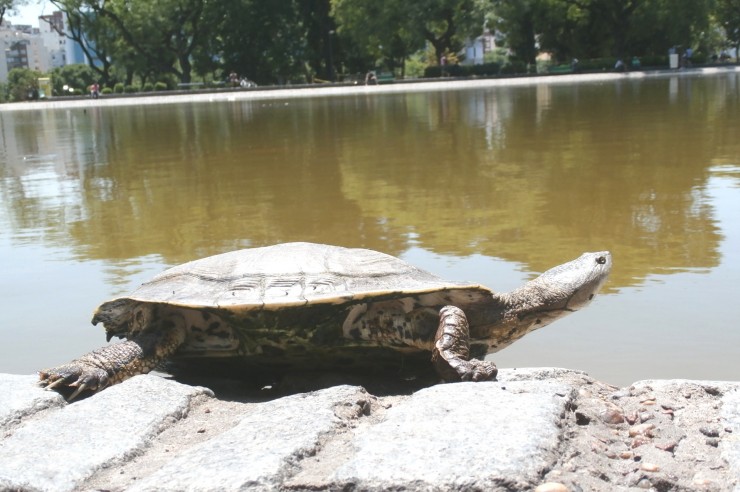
xmin=1 ymin=368 xmax=738 ymax=491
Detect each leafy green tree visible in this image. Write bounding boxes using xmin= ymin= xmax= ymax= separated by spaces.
xmin=717 ymin=0 xmax=740 ymax=59
xmin=331 ymin=0 xmax=420 ymax=72
xmin=49 ymin=0 xmax=117 ymax=86
xmin=490 ymin=0 xmax=546 ymax=64
xmin=51 ymin=63 xmax=97 ymax=95
xmin=197 ymin=0 xmax=309 ymax=84
xmin=6 ymin=67 xmax=41 ymax=101
xmin=1 ymin=0 xmax=27 ymax=26
xmin=494 ymin=0 xmax=719 ymax=63
xmin=53 ymin=0 xmax=212 ymax=84
xmin=332 ymin=0 xmax=486 ymax=70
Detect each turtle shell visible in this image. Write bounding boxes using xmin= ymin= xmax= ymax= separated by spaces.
xmin=124 ymin=242 xmax=487 ymax=309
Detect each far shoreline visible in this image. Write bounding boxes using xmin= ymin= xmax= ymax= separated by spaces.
xmin=2 ymin=65 xmax=739 ymax=112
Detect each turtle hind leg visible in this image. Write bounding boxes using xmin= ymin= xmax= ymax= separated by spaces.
xmin=39 ymin=320 xmax=186 ymax=401
xmin=431 ymin=306 xmax=497 ymax=382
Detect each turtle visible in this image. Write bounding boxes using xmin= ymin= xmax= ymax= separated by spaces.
xmin=39 ymin=242 xmax=611 ymax=400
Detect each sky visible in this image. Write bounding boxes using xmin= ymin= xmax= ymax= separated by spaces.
xmin=5 ymin=1 xmax=52 ymax=26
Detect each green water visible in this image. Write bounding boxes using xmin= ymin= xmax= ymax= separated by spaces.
xmin=1 ymin=72 xmax=739 ymax=386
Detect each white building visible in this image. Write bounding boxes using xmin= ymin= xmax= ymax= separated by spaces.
xmin=1 ymin=11 xmax=89 ymax=83
xmin=39 ymin=11 xmax=67 ymax=69
xmin=462 ymin=30 xmax=497 ymax=66
xmin=1 ymin=21 xmax=52 ymax=82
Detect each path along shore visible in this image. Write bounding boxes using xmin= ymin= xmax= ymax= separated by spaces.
xmin=2 ymin=65 xmax=740 ymax=113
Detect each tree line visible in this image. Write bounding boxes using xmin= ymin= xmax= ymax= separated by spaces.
xmin=3 ymin=0 xmax=740 ymax=95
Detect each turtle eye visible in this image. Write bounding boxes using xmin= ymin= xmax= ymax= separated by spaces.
xmin=596 ymin=256 xmax=606 ymax=265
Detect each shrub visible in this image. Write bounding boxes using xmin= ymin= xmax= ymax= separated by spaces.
xmin=123 ymin=85 xmax=139 ymax=94
xmin=154 ymin=81 xmax=168 ymax=91
xmin=142 ymin=82 xmax=154 ymax=92
xmin=423 ymin=62 xmax=501 ymax=79
xmin=500 ymin=61 xmax=528 ymax=74
xmin=113 ymin=83 xmax=125 ymax=94
xmin=470 ymin=62 xmax=500 ymax=76
xmin=6 ymin=67 xmax=41 ymax=101
xmin=101 ymin=87 xmax=113 ymax=95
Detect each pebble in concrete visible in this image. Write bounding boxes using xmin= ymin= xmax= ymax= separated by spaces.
xmin=127 ymin=385 xmax=369 ymax=491
xmin=0 ymin=375 xmax=209 ymax=492
xmin=329 ymin=380 xmax=573 ymax=491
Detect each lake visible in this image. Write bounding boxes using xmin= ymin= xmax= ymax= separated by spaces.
xmin=1 ymin=71 xmax=739 ymax=387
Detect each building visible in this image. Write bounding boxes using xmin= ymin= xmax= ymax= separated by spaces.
xmin=1 ymin=21 xmax=51 ymax=82
xmin=39 ymin=11 xmax=68 ymax=69
xmin=462 ymin=30 xmax=498 ymax=66
xmin=1 ymin=12 xmax=90 ymax=83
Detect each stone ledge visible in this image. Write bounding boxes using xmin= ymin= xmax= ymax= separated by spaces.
xmin=1 ymin=369 xmax=738 ymax=491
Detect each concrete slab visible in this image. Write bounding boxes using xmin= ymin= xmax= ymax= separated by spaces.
xmin=0 ymin=373 xmax=65 ymax=433
xmin=0 ymin=375 xmax=208 ymax=492
xmin=329 ymin=380 xmax=573 ymax=490
xmin=127 ymin=385 xmax=369 ymax=491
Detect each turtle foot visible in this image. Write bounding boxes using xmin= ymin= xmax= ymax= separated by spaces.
xmin=452 ymin=359 xmax=498 ymax=382
xmin=432 ymin=305 xmax=498 ymax=382
xmin=39 ymin=363 xmax=110 ymax=401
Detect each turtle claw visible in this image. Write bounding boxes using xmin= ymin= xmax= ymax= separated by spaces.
xmin=38 ymin=364 xmax=109 ymax=401
xmin=67 ymin=382 xmax=91 ymax=401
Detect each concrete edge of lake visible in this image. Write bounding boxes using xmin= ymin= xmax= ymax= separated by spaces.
xmin=1 ymin=367 xmax=738 ymax=491
xmin=2 ymin=65 xmax=739 ymax=113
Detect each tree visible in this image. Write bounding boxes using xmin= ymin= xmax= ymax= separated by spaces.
xmin=1 ymin=0 xmax=27 ymax=26
xmin=197 ymin=0 xmax=309 ymax=85
xmin=331 ymin=0 xmax=421 ymax=72
xmin=332 ymin=0 xmax=486 ymax=70
xmin=6 ymin=67 xmax=41 ymax=101
xmin=48 ymin=0 xmax=117 ymax=85
xmin=52 ymin=0 xmax=212 ymax=85
xmin=51 ymin=63 xmax=96 ymax=95
xmin=717 ymin=0 xmax=740 ymax=59
xmin=490 ymin=0 xmax=547 ymax=64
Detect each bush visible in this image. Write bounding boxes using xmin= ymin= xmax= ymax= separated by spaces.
xmin=424 ymin=66 xmax=442 ymax=78
xmin=423 ymin=62 xmax=501 ymax=79
xmin=124 ymin=85 xmax=139 ymax=94
xmin=142 ymin=82 xmax=154 ymax=92
xmin=500 ymin=61 xmax=529 ymax=75
xmin=154 ymin=81 xmax=168 ymax=91
xmin=470 ymin=62 xmax=500 ymax=76
xmin=101 ymin=87 xmax=113 ymax=95
xmin=638 ymin=55 xmax=667 ymax=68
xmin=51 ymin=64 xmax=96 ymax=97
xmin=113 ymin=83 xmax=125 ymax=94
xmin=6 ymin=68 xmax=42 ymax=101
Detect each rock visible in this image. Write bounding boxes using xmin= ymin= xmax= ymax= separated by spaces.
xmin=629 ymin=423 xmax=656 ymax=437
xmin=534 ymin=482 xmax=569 ymax=492
xmin=0 ymin=375 xmax=209 ymax=492
xmin=126 ymin=385 xmax=369 ymax=491
xmin=0 ymin=374 xmax=65 ymax=432
xmin=2 ymin=369 xmax=740 ymax=491
xmin=640 ymin=462 xmax=660 ymax=472
xmin=327 ymin=379 xmax=573 ymax=490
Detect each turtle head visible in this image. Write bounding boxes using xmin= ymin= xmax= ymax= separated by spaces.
xmin=504 ymin=251 xmax=612 ymax=329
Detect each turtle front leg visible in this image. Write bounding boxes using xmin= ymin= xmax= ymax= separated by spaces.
xmin=431 ymin=306 xmax=497 ymax=382
xmin=39 ymin=321 xmax=186 ymax=401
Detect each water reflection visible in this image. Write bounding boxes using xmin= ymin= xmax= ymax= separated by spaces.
xmin=0 ymin=73 xmax=737 ymax=287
